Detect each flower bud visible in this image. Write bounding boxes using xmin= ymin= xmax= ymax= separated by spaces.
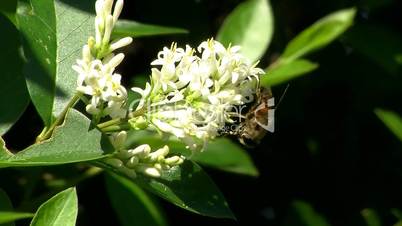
xmin=116 ymin=149 xmax=132 ymax=160
xmin=102 ymin=15 xmax=114 ymax=45
xmin=148 ymin=145 xmax=169 ymax=161
xmin=103 ymin=158 xmax=123 ymax=168
xmin=119 ymin=166 xmax=137 ymax=179
xmin=111 ymin=131 xmax=127 ymax=149
xmin=113 ymin=0 xmax=124 ymax=24
xmin=127 ymin=144 xmax=151 ymax=157
xmin=129 ymin=116 xmax=149 ymax=130
xmin=125 ymin=156 xmax=139 ymax=168
xmin=87 ymin=36 xmax=97 ymax=55
xmin=109 ymin=37 xmax=133 ymax=52
xmin=103 ymin=0 xmax=113 ymax=16
xmin=164 ymin=156 xmax=183 ymax=165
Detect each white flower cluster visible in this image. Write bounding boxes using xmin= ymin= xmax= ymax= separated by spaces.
xmin=131 ymin=39 xmax=265 ymax=149
xmin=72 ymin=0 xmax=186 ymax=178
xmin=104 ymin=131 xmax=185 ymax=178
xmin=73 ymin=0 xmax=132 ymax=119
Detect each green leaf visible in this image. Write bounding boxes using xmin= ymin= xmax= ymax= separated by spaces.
xmin=30 ymin=188 xmax=78 ymax=226
xmin=375 ymin=109 xmax=402 ymax=142
xmin=0 ymin=109 xmax=113 ymax=167
xmin=0 ymin=0 xmax=17 ymax=24
xmin=0 ymin=14 xmax=29 ymax=136
xmin=217 ymin=0 xmax=273 ymax=62
xmin=0 ymin=212 xmax=34 ymax=225
xmin=280 ymin=8 xmax=356 ymax=63
xmin=126 ymin=131 xmax=258 ymax=176
xmin=0 ymin=138 xmax=11 ymax=161
xmin=0 ymin=189 xmax=33 ymax=225
xmin=0 ymin=189 xmax=14 ymax=226
xmin=17 ymin=0 xmax=96 ymax=126
xmin=193 ymin=138 xmax=258 ymax=176
xmin=283 ymin=200 xmax=331 ymax=226
xmin=0 ymin=189 xmax=13 ymax=212
xmin=99 ymin=160 xmax=234 ymax=219
xmin=261 ymin=59 xmax=319 ymax=87
xmin=361 ymin=208 xmax=381 ymax=226
xmin=105 ymin=174 xmax=168 ymax=226
xmin=112 ymin=20 xmax=188 ymax=39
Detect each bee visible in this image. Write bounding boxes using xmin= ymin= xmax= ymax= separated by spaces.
xmin=236 ymin=88 xmax=274 ymax=147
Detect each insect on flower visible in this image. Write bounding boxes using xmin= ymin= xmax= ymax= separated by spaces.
xmin=236 ymin=88 xmax=274 ymax=147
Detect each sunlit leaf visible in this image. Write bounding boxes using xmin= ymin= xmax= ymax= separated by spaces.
xmin=280 ymin=8 xmax=356 ymax=63
xmin=375 ymin=109 xmax=402 ymax=142
xmin=262 ymin=59 xmax=319 ymax=87
xmin=113 ymin=20 xmax=188 ymax=39
xmin=0 ymin=109 xmax=113 ymax=167
xmin=17 ymin=0 xmax=96 ymax=126
xmin=217 ymin=0 xmax=273 ymax=62
xmin=99 ymin=160 xmax=235 ymax=219
xmin=105 ymin=174 xmax=168 ymax=226
xmin=30 ymin=188 xmax=78 ymax=226
xmin=0 ymin=14 xmax=29 ymax=135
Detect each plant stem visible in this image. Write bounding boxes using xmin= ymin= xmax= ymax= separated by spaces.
xmin=101 ymin=123 xmax=131 ymax=133
xmin=36 ymin=93 xmax=81 ymax=143
xmin=97 ymin=118 xmax=125 ymax=129
xmin=96 ymin=107 xmax=146 ymax=130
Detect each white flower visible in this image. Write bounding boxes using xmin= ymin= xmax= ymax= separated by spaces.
xmin=131 ymin=39 xmax=264 ymax=150
xmin=73 ymin=0 xmax=132 ymax=119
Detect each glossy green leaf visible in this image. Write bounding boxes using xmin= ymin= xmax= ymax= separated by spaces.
xmin=0 ymin=109 xmax=113 ymax=167
xmin=0 ymin=212 xmax=34 ymax=225
xmin=125 ymin=131 xmax=258 ymax=176
xmin=105 ymin=174 xmax=168 ymax=226
xmin=193 ymin=138 xmax=258 ymax=176
xmin=283 ymin=200 xmax=331 ymax=226
xmin=375 ymin=109 xmax=402 ymax=142
xmin=0 ymin=189 xmax=14 ymax=226
xmin=99 ymin=160 xmax=234 ymax=219
xmin=262 ymin=59 xmax=319 ymax=87
xmin=217 ymin=0 xmax=273 ymax=62
xmin=113 ymin=20 xmax=188 ymax=39
xmin=280 ymin=8 xmax=356 ymax=63
xmin=0 ymin=14 xmax=29 ymax=136
xmin=30 ymin=188 xmax=78 ymax=226
xmin=17 ymin=0 xmax=96 ymax=126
